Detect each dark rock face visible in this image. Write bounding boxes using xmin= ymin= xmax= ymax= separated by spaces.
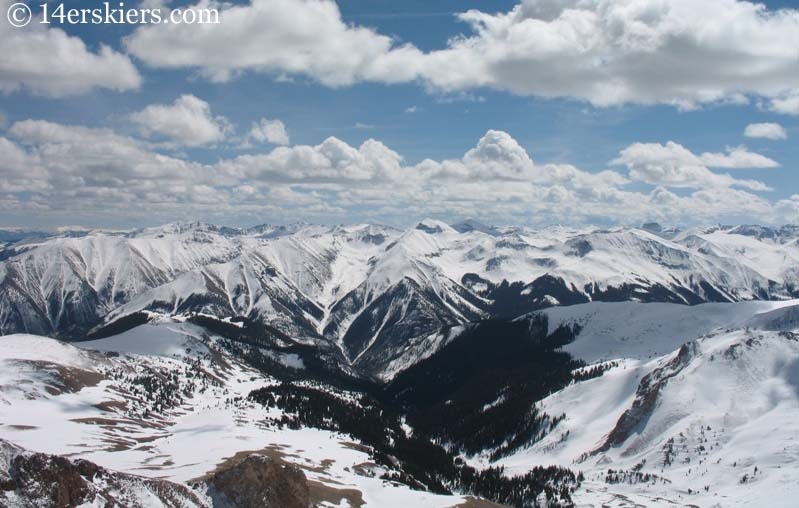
xmin=0 ymin=439 xmax=208 ymax=508
xmin=594 ymin=342 xmax=697 ymax=454
xmin=210 ymin=455 xmax=309 ymax=508
xmin=8 ymin=453 xmax=92 ymax=507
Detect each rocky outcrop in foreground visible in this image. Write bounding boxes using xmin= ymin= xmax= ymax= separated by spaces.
xmin=208 ymin=454 xmax=309 ymax=508
xmin=0 ymin=439 xmax=207 ymax=507
xmin=0 ymin=440 xmax=310 ymax=508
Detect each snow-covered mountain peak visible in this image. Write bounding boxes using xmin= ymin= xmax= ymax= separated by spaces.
xmin=1 ymin=221 xmax=798 ymax=358
xmin=136 ymin=221 xmax=241 ymax=237
xmin=414 ymin=218 xmax=457 ymax=235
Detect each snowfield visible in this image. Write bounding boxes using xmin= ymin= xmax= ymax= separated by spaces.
xmin=543 ymin=299 xmax=799 ymax=363
xmin=488 ymin=304 xmax=799 ymax=507
xmin=0 ymin=321 xmax=481 ymax=508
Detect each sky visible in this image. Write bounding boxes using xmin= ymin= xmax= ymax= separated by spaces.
xmin=0 ymin=0 xmax=798 ymax=229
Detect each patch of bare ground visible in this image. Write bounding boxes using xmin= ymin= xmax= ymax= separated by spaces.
xmin=192 ymin=444 xmax=368 ymax=508
xmin=452 ymin=497 xmax=512 ymax=508
xmin=351 ymin=461 xmax=379 ymax=477
xmin=70 ymin=417 xmax=123 ymax=426
xmin=97 ymin=437 xmax=135 ymax=452
xmin=137 ymin=458 xmax=176 ymax=470
xmin=70 ymin=415 xmax=169 ymax=432
xmin=93 ymin=400 xmax=127 ymax=412
xmin=192 ymin=445 xmax=295 ymax=482
xmin=131 ymin=434 xmax=162 ymax=444
xmin=341 ymin=441 xmax=371 ymax=453
xmin=21 ymin=360 xmax=105 ymax=395
xmin=206 ymin=454 xmax=309 ymax=508
xmin=307 ymin=478 xmax=365 ymax=508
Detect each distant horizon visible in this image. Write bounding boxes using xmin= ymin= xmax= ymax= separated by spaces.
xmin=2 ymin=218 xmax=798 ymax=235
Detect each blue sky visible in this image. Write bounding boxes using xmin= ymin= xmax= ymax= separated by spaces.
xmin=1 ymin=0 xmax=798 ymax=229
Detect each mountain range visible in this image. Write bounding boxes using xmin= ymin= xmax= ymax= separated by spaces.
xmin=2 ymin=220 xmax=797 ymax=378
xmin=1 ymin=220 xmax=798 ymax=507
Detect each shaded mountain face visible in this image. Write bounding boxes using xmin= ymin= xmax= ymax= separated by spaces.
xmin=1 ymin=221 xmax=797 ymax=378
xmin=383 ymin=314 xmax=584 ymax=458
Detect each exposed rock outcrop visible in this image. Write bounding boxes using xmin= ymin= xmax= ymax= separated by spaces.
xmin=0 ymin=439 xmax=209 ymax=508
xmin=209 ymin=454 xmax=309 ymax=508
xmin=593 ymin=341 xmax=697 ymax=454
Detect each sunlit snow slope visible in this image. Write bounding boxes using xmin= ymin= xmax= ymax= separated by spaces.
xmin=484 ymin=303 xmax=799 ymax=507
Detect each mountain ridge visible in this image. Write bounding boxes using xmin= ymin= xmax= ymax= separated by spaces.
xmin=1 ymin=221 xmax=797 ymax=379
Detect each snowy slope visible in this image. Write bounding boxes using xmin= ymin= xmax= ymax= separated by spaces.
xmin=2 ymin=300 xmax=798 ymax=506
xmin=543 ymin=299 xmax=799 ymax=363
xmin=372 ymin=299 xmax=798 ymax=382
xmin=0 ymin=321 xmax=490 ymax=508
xmin=480 ymin=305 xmax=799 ymax=507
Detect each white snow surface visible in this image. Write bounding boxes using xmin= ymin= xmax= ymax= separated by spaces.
xmin=80 ymin=320 xmax=210 ymax=357
xmin=3 ymin=221 xmax=799 ymax=347
xmin=542 ymin=299 xmax=799 ymax=363
xmin=0 ymin=321 xmax=477 ymax=508
xmin=485 ymin=327 xmax=799 ymax=507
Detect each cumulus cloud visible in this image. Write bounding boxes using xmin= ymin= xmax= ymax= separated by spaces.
xmin=698 ymin=146 xmax=779 ymax=169
xmin=124 ymin=0 xmax=424 ymax=85
xmin=0 ymin=0 xmax=140 ymax=97
xmin=124 ymin=0 xmax=799 ymax=109
xmin=419 ymin=0 xmax=799 ymax=108
xmin=612 ymin=141 xmax=777 ymax=191
xmin=219 ymin=136 xmax=402 ymax=183
xmin=7 ymin=120 xmax=209 ymax=184
xmin=775 ymin=195 xmax=799 ymax=218
xmin=245 ymin=118 xmax=290 ymax=146
xmin=131 ymin=95 xmax=232 ymax=147
xmin=769 ymin=91 xmax=799 ymax=115
xmin=744 ymin=123 xmax=788 ymax=140
xmin=1 ymin=119 xmax=789 ymax=226
xmin=460 ymin=129 xmax=535 ymax=179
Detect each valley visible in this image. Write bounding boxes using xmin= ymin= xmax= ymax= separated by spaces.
xmin=1 ymin=222 xmax=798 ymax=507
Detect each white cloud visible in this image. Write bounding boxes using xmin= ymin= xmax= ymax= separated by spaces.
xmin=1 ymin=119 xmax=787 ymax=226
xmin=769 ymin=91 xmax=799 ymax=115
xmin=460 ymin=129 xmax=535 ymax=179
xmin=698 ymin=146 xmax=779 ymax=168
xmin=775 ymin=195 xmax=799 ymax=220
xmin=131 ymin=95 xmax=232 ymax=147
xmin=611 ymin=141 xmax=775 ymax=190
xmin=246 ymin=118 xmax=290 ymax=146
xmin=0 ymin=1 xmax=140 ymax=97
xmin=219 ymin=136 xmax=402 ymax=183
xmin=419 ymin=0 xmax=799 ymax=108
xmin=7 ymin=119 xmax=211 ymax=185
xmin=124 ymin=0 xmax=799 ymax=109
xmin=124 ymin=0 xmax=424 ymax=85
xmin=744 ymin=122 xmax=788 ymax=140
